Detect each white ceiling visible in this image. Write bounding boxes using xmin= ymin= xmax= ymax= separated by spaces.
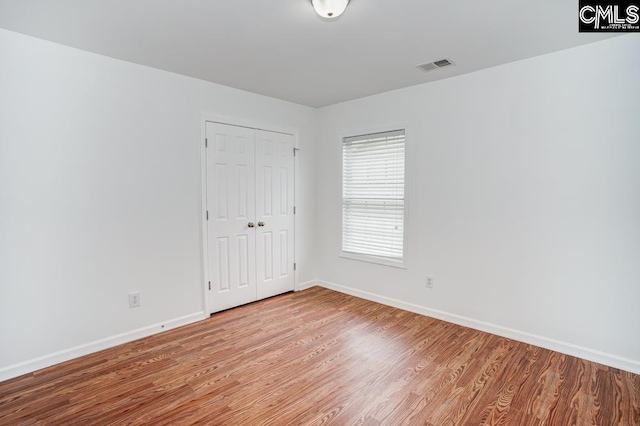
xmin=0 ymin=1 xmax=615 ymax=107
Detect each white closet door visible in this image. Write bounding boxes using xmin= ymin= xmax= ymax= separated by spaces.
xmin=206 ymin=122 xmax=257 ymax=313
xmin=255 ymin=130 xmax=295 ymax=300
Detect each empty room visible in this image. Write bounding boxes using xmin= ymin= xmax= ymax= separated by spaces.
xmin=1 ymin=1 xmax=639 ymax=424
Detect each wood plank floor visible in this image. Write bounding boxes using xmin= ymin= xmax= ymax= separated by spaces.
xmin=1 ymin=287 xmax=638 ymax=425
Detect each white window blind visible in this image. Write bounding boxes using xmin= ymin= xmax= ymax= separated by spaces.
xmin=342 ymin=129 xmax=405 ymax=261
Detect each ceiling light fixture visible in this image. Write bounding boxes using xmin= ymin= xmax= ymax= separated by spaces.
xmin=310 ymin=0 xmax=350 ymax=19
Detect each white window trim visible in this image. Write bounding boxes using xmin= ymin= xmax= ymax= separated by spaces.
xmin=338 ymin=123 xmax=410 ymax=269
xmin=339 ymin=251 xmax=407 ymax=269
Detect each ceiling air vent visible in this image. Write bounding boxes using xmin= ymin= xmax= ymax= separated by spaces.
xmin=416 ymin=58 xmax=454 ymax=73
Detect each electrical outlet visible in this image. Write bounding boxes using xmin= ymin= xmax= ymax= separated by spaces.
xmin=426 ymin=276 xmax=434 ymax=289
xmin=129 ymin=292 xmax=141 ymax=308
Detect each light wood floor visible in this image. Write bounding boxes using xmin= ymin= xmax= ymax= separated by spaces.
xmin=1 ymin=287 xmax=638 ymax=425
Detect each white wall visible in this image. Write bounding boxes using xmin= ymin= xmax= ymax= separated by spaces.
xmin=1 ymin=27 xmax=638 ymax=380
xmin=315 ymin=35 xmax=640 ymax=372
xmin=0 ymin=28 xmax=317 ymax=380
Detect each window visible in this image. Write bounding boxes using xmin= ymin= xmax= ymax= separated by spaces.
xmin=342 ymin=129 xmax=406 ymax=266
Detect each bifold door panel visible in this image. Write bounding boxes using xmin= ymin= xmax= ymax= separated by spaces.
xmin=255 ymin=130 xmax=295 ymax=300
xmin=205 ymin=122 xmax=294 ymax=313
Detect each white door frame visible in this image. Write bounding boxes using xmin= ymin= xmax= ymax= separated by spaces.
xmin=200 ymin=113 xmax=299 ymax=315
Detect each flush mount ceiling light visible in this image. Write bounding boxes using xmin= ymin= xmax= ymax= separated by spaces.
xmin=310 ymin=0 xmax=350 ymax=19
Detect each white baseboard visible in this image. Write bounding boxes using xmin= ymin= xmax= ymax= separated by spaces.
xmin=296 ymin=280 xmax=317 ymax=291
xmin=315 ymin=280 xmax=640 ymax=375
xmin=0 ymin=311 xmax=208 ymax=382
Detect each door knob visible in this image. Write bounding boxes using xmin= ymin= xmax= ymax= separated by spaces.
xmin=258 ymin=221 xmax=265 ymax=227
xmin=248 ymin=222 xmax=255 ymax=228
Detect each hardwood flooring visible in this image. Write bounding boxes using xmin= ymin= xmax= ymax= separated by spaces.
xmin=1 ymin=287 xmax=638 ymax=425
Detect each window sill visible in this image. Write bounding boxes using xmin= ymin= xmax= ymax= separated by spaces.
xmin=340 ymin=252 xmax=406 ymax=269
